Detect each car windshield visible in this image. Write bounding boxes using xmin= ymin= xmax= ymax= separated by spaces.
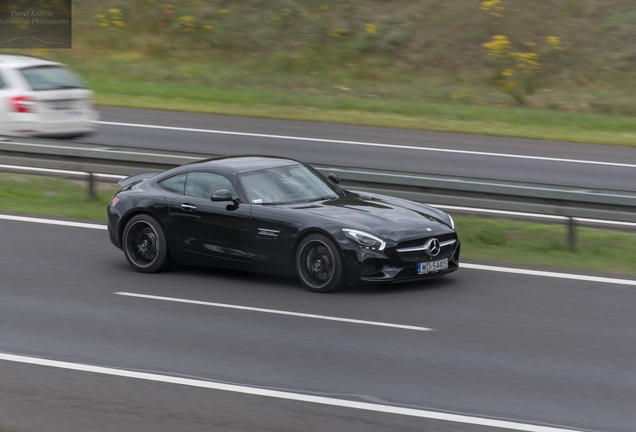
xmin=19 ymin=66 xmax=86 ymax=91
xmin=239 ymin=164 xmax=341 ymax=205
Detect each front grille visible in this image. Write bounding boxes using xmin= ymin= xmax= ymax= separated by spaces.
xmin=398 ymin=247 xmax=453 ymax=262
xmin=397 ymin=233 xmax=456 ymax=250
xmin=396 ymin=233 xmax=457 ymax=262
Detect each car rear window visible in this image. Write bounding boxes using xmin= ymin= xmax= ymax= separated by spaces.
xmin=159 ymin=174 xmax=187 ymax=194
xmin=18 ymin=66 xmax=85 ymax=91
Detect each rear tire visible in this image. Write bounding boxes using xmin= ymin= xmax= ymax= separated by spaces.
xmin=123 ymin=214 xmax=172 ymax=273
xmin=295 ymin=234 xmax=345 ymax=293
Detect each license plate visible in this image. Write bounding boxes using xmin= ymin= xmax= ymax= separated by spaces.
xmin=417 ymin=258 xmax=448 ymax=274
xmin=50 ymin=100 xmax=73 ymax=110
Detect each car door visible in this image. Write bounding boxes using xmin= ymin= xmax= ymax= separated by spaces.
xmin=248 ymin=204 xmax=300 ymax=275
xmin=169 ymin=171 xmax=252 ymax=266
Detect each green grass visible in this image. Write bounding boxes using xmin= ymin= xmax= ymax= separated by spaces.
xmin=0 ymin=174 xmax=119 ymax=221
xmin=456 ymin=216 xmax=636 ymax=276
xmin=2 ymin=174 xmax=635 ymax=277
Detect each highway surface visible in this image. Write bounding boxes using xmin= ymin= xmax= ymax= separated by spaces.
xmin=3 ymin=108 xmax=636 ymax=431
xmin=1 ymin=216 xmax=636 ymax=432
xmin=86 ymin=106 xmax=636 ymax=192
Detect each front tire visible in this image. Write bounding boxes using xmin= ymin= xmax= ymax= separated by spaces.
xmin=295 ymin=234 xmax=345 ymax=293
xmin=123 ymin=214 xmax=172 ymax=273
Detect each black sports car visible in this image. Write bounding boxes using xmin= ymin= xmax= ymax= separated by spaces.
xmin=107 ymin=155 xmax=460 ymax=292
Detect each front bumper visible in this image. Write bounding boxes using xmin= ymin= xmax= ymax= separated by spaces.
xmin=343 ymin=241 xmax=461 ymax=285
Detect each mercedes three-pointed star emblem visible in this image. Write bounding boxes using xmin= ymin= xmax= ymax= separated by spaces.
xmin=425 ymin=238 xmax=441 ymax=257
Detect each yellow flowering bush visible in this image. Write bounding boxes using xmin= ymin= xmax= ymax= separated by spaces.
xmin=480 ymin=0 xmax=504 ymax=18
xmin=546 ymin=36 xmax=563 ymax=50
xmin=480 ymin=0 xmax=502 ymax=11
xmin=327 ymin=28 xmax=348 ymax=38
xmin=482 ymin=35 xmax=511 ymax=58
xmin=95 ymin=8 xmax=126 ymax=29
xmin=179 ymin=15 xmax=195 ymax=32
xmin=82 ymin=1 xmax=429 ymax=67
xmin=481 ymin=1 xmax=564 ymax=103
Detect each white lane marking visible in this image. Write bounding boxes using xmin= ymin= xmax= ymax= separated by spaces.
xmin=462 ymin=263 xmax=636 ymax=286
xmin=1 ymin=214 xmax=635 ymax=286
xmin=431 ymin=204 xmax=636 ymax=227
xmin=115 ymin=292 xmax=432 ymax=332
xmin=98 ymin=120 xmax=636 ymax=169
xmin=0 ymin=214 xmax=106 ymax=230
xmin=0 ymin=353 xmax=582 ymax=432
xmin=432 ymin=204 xmax=566 ymax=220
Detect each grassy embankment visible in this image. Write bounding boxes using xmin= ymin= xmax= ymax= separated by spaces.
xmin=1 ymin=174 xmax=635 ymax=277
xmin=12 ymin=0 xmax=636 ymax=146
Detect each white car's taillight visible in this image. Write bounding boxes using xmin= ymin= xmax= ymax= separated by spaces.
xmin=8 ymin=96 xmax=35 ymax=113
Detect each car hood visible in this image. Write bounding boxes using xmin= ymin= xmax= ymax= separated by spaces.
xmin=289 ymin=192 xmax=446 ymax=234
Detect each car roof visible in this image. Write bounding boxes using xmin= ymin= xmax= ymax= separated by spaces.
xmin=0 ymin=53 xmax=59 ymax=68
xmin=188 ymin=155 xmax=302 ymax=174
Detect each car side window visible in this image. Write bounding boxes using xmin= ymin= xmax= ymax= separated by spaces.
xmin=0 ymin=72 xmax=5 ymax=89
xmin=185 ymin=172 xmax=237 ymax=200
xmin=159 ymin=174 xmax=187 ymax=194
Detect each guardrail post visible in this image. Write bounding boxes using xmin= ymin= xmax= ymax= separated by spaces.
xmin=88 ymin=172 xmax=96 ymax=199
xmin=568 ymin=217 xmax=576 ymax=252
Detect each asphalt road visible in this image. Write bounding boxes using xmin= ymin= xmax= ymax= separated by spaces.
xmin=83 ymin=106 xmax=636 ymax=192
xmin=2 ymin=218 xmax=636 ymax=432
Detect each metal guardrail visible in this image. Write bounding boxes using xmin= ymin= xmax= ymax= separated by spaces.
xmin=326 ymin=168 xmax=636 ymax=223
xmin=2 ymin=135 xmax=636 ymax=250
xmin=0 ymin=136 xmax=205 ymax=174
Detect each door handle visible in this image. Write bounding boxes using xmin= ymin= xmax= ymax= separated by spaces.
xmin=181 ymin=203 xmax=197 ymax=211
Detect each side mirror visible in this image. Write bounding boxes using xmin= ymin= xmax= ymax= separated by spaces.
xmin=211 ymin=189 xmax=233 ymax=202
xmin=328 ymin=173 xmax=340 ymax=184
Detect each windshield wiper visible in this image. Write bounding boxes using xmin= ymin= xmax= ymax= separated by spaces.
xmin=307 ymin=196 xmax=336 ymax=203
xmin=260 ymin=201 xmax=292 ymax=206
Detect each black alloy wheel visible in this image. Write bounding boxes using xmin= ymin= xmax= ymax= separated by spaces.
xmin=123 ymin=214 xmax=172 ymax=273
xmin=295 ymin=234 xmax=344 ymax=293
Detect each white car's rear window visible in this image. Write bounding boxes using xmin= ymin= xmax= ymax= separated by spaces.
xmin=18 ymin=66 xmax=85 ymax=91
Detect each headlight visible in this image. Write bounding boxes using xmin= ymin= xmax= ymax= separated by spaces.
xmin=448 ymin=214 xmax=455 ymax=229
xmin=342 ymin=229 xmax=386 ymax=251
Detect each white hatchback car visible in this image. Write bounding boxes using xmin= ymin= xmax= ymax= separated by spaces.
xmin=0 ymin=53 xmax=99 ymax=138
